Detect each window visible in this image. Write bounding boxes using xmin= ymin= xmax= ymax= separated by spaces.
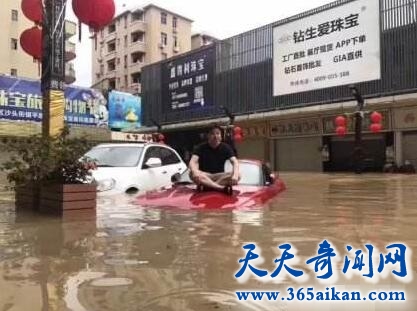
xmin=109 ymin=79 xmax=116 ymax=90
xmin=85 ymin=146 xmax=144 ymax=167
xmin=159 ymin=148 xmax=181 ymax=165
xmin=124 ymin=35 xmax=128 ymax=47
xmin=172 ymin=16 xmax=177 ymax=29
xmin=173 ymin=36 xmax=178 ymax=48
xmin=131 ymin=52 xmax=144 ymax=64
xmin=107 ymin=40 xmax=116 ymax=53
xmin=124 ymin=16 xmax=127 ymax=28
xmin=100 ymin=64 xmax=104 ymax=74
xmin=11 ymin=38 xmax=18 ymax=50
xmin=131 ymin=72 xmax=141 ymax=84
xmin=117 ymin=38 xmax=120 ymax=46
xmin=11 ymin=10 xmax=18 ymax=21
xmin=132 ymin=11 xmax=144 ymax=22
xmin=10 ymin=69 xmax=17 ymax=76
xmin=108 ymin=23 xmax=116 ymax=34
xmin=131 ymin=31 xmax=144 ymax=43
xmin=161 ymin=32 xmax=167 ymax=46
xmin=124 ymin=75 xmax=128 ymax=86
xmin=161 ymin=12 xmax=167 ymax=24
xmin=107 ymin=59 xmax=116 ymax=71
xmin=117 ymin=58 xmax=120 ymax=64
xmin=124 ymin=55 xmax=128 ymax=68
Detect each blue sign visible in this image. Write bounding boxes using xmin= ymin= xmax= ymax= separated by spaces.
xmin=108 ymin=90 xmax=141 ymax=130
xmin=0 ymin=75 xmax=108 ymax=127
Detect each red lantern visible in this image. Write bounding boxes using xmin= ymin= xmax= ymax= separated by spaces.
xmin=234 ymin=133 xmax=243 ymax=143
xmin=20 ymin=26 xmax=42 ymax=61
xmin=336 ymin=126 xmax=347 ymax=137
xmin=370 ymin=123 xmax=382 ymax=133
xmin=21 ymin=0 xmax=43 ymax=25
xmin=335 ymin=116 xmax=346 ymax=127
xmin=72 ymin=0 xmax=115 ymax=33
xmin=370 ymin=111 xmax=382 ymax=124
xmin=233 ymin=126 xmax=242 ymax=135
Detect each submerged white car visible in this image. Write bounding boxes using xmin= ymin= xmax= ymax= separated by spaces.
xmin=84 ymin=142 xmax=187 ymax=195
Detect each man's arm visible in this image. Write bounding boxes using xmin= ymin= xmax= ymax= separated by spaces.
xmin=229 ymin=156 xmax=240 ymax=185
xmin=189 ymin=154 xmax=200 ymax=174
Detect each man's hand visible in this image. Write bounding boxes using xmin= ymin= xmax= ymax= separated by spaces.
xmin=231 ymin=173 xmax=239 ymax=186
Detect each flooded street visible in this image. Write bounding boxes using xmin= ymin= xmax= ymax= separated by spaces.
xmin=1 ymin=173 xmax=417 ymax=310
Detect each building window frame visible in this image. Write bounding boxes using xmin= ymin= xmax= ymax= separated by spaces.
xmin=11 ymin=38 xmax=18 ymax=50
xmin=161 ymin=32 xmax=168 ymax=46
xmin=11 ymin=9 xmax=18 ymax=21
xmin=161 ymin=12 xmax=167 ymax=24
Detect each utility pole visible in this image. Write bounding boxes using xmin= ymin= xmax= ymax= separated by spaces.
xmin=41 ymin=0 xmax=67 ymax=137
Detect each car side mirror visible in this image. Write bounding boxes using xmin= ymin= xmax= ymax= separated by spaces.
xmin=265 ymin=173 xmax=276 ymax=185
xmin=145 ymin=157 xmax=162 ymax=168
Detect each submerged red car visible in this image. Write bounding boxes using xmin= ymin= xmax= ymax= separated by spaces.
xmin=135 ymin=159 xmax=286 ymax=210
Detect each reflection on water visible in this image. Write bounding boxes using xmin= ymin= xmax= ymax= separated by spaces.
xmin=0 ymin=173 xmax=417 ymax=310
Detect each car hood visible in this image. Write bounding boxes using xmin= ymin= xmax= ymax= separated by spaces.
xmin=91 ymin=167 xmax=136 ymax=181
xmin=135 ymin=179 xmax=286 ymax=210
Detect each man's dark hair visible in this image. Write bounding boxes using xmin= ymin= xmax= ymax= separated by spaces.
xmin=208 ymin=124 xmax=223 ymax=134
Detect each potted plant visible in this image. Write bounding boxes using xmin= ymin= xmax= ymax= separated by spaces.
xmin=1 ymin=127 xmax=98 ymax=214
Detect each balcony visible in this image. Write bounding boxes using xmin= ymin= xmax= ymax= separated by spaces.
xmin=65 ymin=20 xmax=77 ymax=39
xmin=65 ymin=63 xmax=76 ymax=84
xmin=129 ymin=61 xmax=144 ymax=73
xmin=65 ymin=41 xmax=76 ymax=61
xmin=130 ymin=83 xmax=142 ymax=95
xmin=129 ymin=41 xmax=146 ymax=54
xmin=129 ymin=20 xmax=147 ymax=33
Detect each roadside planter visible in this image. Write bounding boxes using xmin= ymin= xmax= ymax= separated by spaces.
xmin=1 ymin=126 xmax=98 ymax=216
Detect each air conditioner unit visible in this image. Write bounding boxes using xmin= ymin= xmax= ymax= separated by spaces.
xmin=173 ymin=46 xmax=180 ymax=53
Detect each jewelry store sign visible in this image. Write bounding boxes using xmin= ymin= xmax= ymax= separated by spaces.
xmin=270 ymin=118 xmax=321 ymax=137
xmin=273 ymin=0 xmax=381 ymax=96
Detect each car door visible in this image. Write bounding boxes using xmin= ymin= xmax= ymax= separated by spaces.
xmin=139 ymin=146 xmax=169 ymax=190
xmin=158 ymin=146 xmax=187 ymax=179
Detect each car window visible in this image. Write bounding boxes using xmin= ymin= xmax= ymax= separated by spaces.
xmin=225 ymin=161 xmax=263 ymax=186
xmin=142 ymin=147 xmax=162 ymax=168
xmin=159 ymin=147 xmax=181 ymax=165
xmin=85 ymin=146 xmax=143 ymax=167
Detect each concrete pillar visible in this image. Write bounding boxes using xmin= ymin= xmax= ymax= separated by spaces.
xmin=394 ymin=131 xmax=403 ymax=166
xmin=269 ymin=139 xmax=276 ymax=170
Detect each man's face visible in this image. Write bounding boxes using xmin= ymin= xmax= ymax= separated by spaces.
xmin=208 ymin=128 xmax=222 ymax=147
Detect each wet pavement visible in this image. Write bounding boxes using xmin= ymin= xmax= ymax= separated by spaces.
xmin=1 ymin=172 xmax=417 ymax=310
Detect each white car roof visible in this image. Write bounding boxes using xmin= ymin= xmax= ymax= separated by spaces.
xmin=93 ymin=142 xmax=169 ymax=148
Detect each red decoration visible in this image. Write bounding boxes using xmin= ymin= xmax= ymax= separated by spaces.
xmin=335 ymin=116 xmax=346 ymax=127
xmin=233 ymin=126 xmax=242 ymax=135
xmin=21 ymin=0 xmax=43 ymax=25
xmin=336 ymin=126 xmax=347 ymax=137
xmin=234 ymin=133 xmax=243 ymax=143
xmin=370 ymin=111 xmax=382 ymax=124
xmin=72 ymin=0 xmax=115 ymax=32
xmin=20 ymin=26 xmax=42 ymax=61
xmin=158 ymin=133 xmax=165 ymax=142
xmin=370 ymin=123 xmax=382 ymax=133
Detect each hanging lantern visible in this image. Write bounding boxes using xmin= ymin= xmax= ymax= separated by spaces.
xmin=334 ymin=116 xmax=346 ymax=127
xmin=72 ymin=0 xmax=115 ymax=33
xmin=20 ymin=26 xmax=42 ymax=61
xmin=234 ymin=133 xmax=243 ymax=143
xmin=370 ymin=111 xmax=382 ymax=124
xmin=370 ymin=123 xmax=382 ymax=133
xmin=21 ymin=0 xmax=43 ymax=25
xmin=336 ymin=126 xmax=347 ymax=137
xmin=233 ymin=126 xmax=242 ymax=135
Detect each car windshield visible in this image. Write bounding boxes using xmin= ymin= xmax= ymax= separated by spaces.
xmin=175 ymin=161 xmax=263 ymax=186
xmin=84 ymin=146 xmax=144 ymax=167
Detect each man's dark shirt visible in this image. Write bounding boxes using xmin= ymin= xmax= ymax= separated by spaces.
xmin=192 ymin=142 xmax=235 ymax=174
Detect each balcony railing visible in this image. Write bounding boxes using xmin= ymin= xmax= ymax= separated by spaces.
xmin=65 ymin=63 xmax=76 ymax=84
xmin=65 ymin=41 xmax=76 ymax=61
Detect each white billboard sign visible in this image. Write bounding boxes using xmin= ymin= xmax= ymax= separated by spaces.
xmin=273 ymin=0 xmax=381 ymax=96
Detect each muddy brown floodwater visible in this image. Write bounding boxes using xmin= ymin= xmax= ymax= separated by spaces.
xmin=1 ymin=172 xmax=417 ymax=310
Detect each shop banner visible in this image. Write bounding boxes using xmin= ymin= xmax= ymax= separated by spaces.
xmin=0 ymin=75 xmax=108 ymax=127
xmin=108 ymin=90 xmax=141 ymax=130
xmin=273 ymin=0 xmax=381 ymax=96
xmin=162 ymin=46 xmax=215 ymax=111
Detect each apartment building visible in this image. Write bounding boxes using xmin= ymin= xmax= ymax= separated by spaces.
xmin=191 ymin=32 xmax=218 ymax=50
xmin=0 ymin=0 xmax=77 ymax=83
xmin=92 ymin=4 xmax=193 ymax=95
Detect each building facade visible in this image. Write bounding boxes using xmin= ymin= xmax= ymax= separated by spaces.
xmin=0 ymin=1 xmax=77 ymax=83
xmin=91 ymin=4 xmax=193 ymax=95
xmin=191 ymin=32 xmax=218 ymax=50
xmin=140 ymin=0 xmax=417 ymax=172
